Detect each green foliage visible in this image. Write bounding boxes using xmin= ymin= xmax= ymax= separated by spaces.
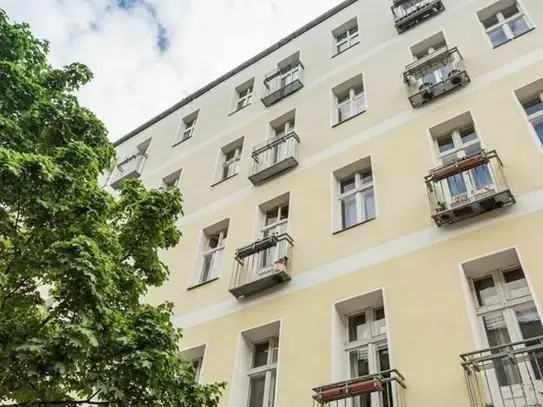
xmin=0 ymin=8 xmax=224 ymax=406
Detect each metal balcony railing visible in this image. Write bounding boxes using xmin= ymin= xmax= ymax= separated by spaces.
xmin=402 ymin=47 xmax=470 ymax=107
xmin=229 ymin=233 xmax=293 ymax=299
xmin=391 ymin=0 xmax=445 ymax=33
xmin=110 ymin=151 xmax=147 ymax=189
xmin=461 ymin=336 xmax=543 ymax=407
xmin=261 ymin=62 xmax=304 ymax=107
xmin=248 ymin=131 xmax=300 ymax=185
xmin=425 ymin=150 xmax=515 ymax=226
xmin=313 ymin=370 xmax=407 ymax=407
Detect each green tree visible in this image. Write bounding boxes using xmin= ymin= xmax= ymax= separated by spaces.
xmin=0 ymin=9 xmax=224 ymax=406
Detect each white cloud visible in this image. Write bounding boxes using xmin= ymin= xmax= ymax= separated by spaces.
xmin=0 ymin=0 xmax=343 ymax=140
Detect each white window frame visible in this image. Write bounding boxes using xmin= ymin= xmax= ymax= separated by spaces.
xmin=335 ymin=25 xmax=359 ymax=55
xmin=192 ymin=357 xmax=203 ymax=381
xmin=481 ymin=2 xmax=533 ymax=47
xmin=469 ymin=266 xmax=543 ymax=401
xmin=175 ymin=114 xmax=198 ymax=145
xmin=335 ymin=85 xmax=365 ymax=124
xmin=337 ymin=169 xmax=375 ymax=230
xmin=521 ymin=91 xmax=543 ymax=148
xmin=199 ymin=229 xmax=227 ymax=284
xmin=433 ymin=125 xmax=496 ymax=204
xmin=221 ymin=146 xmax=242 ymax=181
xmin=246 ymin=337 xmax=279 ymax=407
xmin=344 ymin=307 xmax=390 ymax=407
xmin=236 ymin=86 xmax=254 ymax=111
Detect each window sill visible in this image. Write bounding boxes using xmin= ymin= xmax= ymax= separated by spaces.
xmin=172 ymin=137 xmax=192 ymax=147
xmin=491 ymin=27 xmax=535 ymax=49
xmin=333 ymin=217 xmax=376 ymax=235
xmin=332 ymin=110 xmax=366 ymax=128
xmin=332 ymin=42 xmax=359 ymax=59
xmin=228 ymin=103 xmax=251 ymax=116
xmin=187 ymin=277 xmax=219 ymax=291
xmin=211 ymin=173 xmax=238 ymax=187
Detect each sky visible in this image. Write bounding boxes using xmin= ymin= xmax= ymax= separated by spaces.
xmin=0 ymin=0 xmax=344 ymax=141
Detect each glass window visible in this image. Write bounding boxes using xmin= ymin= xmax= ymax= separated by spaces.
xmin=502 ymin=4 xmax=520 ymax=19
xmin=340 ymin=177 xmax=356 ymax=194
xmin=363 ymin=190 xmax=376 ymax=220
xmin=504 ymin=268 xmax=529 ymax=299
xmin=459 ymin=126 xmax=477 ymax=143
xmin=341 ymin=195 xmax=358 ymax=229
xmin=348 ymin=312 xmax=368 ymax=342
xmin=509 ymin=16 xmax=530 ymax=36
xmin=522 ymin=97 xmax=543 ymax=116
xmin=482 ymin=14 xmax=500 ymax=28
xmin=533 ymin=117 xmax=543 ymax=145
xmin=361 ymin=171 xmax=373 ymax=185
xmin=373 ymin=307 xmax=386 ymax=335
xmin=474 ymin=276 xmax=500 ymax=307
xmin=252 ymin=342 xmax=270 ymax=368
xmin=248 ymin=375 xmax=266 ymax=407
xmin=265 ymin=208 xmax=279 ymax=226
xmin=437 ymin=135 xmax=455 ymax=153
xmin=515 ymin=303 xmax=543 ymax=340
xmin=349 ymin=349 xmax=370 ymax=378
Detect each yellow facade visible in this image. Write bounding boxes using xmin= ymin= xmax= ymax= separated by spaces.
xmin=108 ymin=0 xmax=543 ymax=407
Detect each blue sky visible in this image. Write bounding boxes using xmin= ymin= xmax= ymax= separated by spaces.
xmin=0 ymin=0 xmax=343 ymax=140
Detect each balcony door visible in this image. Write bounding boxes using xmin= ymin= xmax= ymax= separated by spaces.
xmin=415 ymin=44 xmax=452 ymax=89
xmin=270 ymin=119 xmax=295 ymax=167
xmin=435 ymin=126 xmax=494 ymax=207
xmin=279 ymin=64 xmax=300 ymax=89
xmin=471 ymin=267 xmax=543 ymax=407
xmin=250 ymin=203 xmax=289 ymax=282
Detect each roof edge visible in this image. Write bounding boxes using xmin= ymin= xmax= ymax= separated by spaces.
xmin=113 ymin=0 xmax=358 ymax=147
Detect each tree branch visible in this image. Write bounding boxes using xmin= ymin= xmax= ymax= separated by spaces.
xmin=4 ymin=400 xmax=115 ymax=406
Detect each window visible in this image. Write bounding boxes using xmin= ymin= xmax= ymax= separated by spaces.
xmin=333 ymin=75 xmax=366 ymax=124
xmin=433 ymin=122 xmax=494 ymax=203
xmin=334 ymin=158 xmax=375 ymax=232
xmin=412 ymin=35 xmax=452 ymax=88
xmin=234 ymin=79 xmax=254 ymax=112
xmin=333 ymin=18 xmax=359 ymax=55
xmin=470 ymin=265 xmax=543 ymax=386
xmin=180 ymin=344 xmax=206 ymax=383
xmin=215 ymin=138 xmax=243 ymax=184
xmin=259 ymin=202 xmax=289 ymax=269
xmin=478 ymin=1 xmax=532 ymax=47
xmin=520 ymin=92 xmax=543 ymax=147
xmin=345 ymin=305 xmax=390 ymax=407
xmin=190 ymin=220 xmax=229 ymax=288
xmin=247 ymin=337 xmax=279 ymax=407
xmin=163 ymin=169 xmax=182 ymax=188
xmin=174 ymin=110 xmax=199 ymax=145
xmin=200 ymin=228 xmax=227 ymax=284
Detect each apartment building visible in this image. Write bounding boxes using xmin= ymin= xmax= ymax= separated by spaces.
xmin=105 ymin=0 xmax=543 ymax=407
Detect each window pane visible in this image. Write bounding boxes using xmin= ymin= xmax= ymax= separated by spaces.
xmin=533 ymin=117 xmax=543 ymax=146
xmin=504 ymin=268 xmax=529 ymax=298
xmin=378 ymin=347 xmax=390 ymax=372
xmin=464 ymin=142 xmax=482 ymax=157
xmin=471 ymin=164 xmax=493 ymax=189
xmin=248 ymin=375 xmax=266 ymax=407
xmin=354 ymin=95 xmax=365 ymax=114
xmin=489 ymin=26 xmax=509 ymax=47
xmin=349 ymin=349 xmax=369 ymax=378
xmin=446 ymin=173 xmax=468 ymax=197
xmin=201 ymin=254 xmax=213 ymax=283
xmin=374 ymin=307 xmax=386 ymax=336
xmin=336 ymin=31 xmax=348 ymax=42
xmin=337 ymin=41 xmax=349 ymax=54
xmin=361 ymin=170 xmax=373 ymax=185
xmin=265 ymin=208 xmax=279 ymax=226
xmin=459 ymin=126 xmax=478 ymax=144
xmin=349 ymin=25 xmax=358 ymax=34
xmin=237 ymin=99 xmax=246 ymax=110
xmin=501 ymin=4 xmax=520 ymax=19
xmin=515 ymin=303 xmax=543 ymax=380
xmin=340 ymin=177 xmax=356 ymax=193
xmin=474 ymin=276 xmax=500 ymax=307
xmin=522 ymin=97 xmax=543 ymax=116
xmin=280 ymin=204 xmax=289 ymax=221
xmin=350 ymin=33 xmax=360 ymax=46
xmin=483 ymin=313 xmax=522 ymax=386
xmin=363 ymin=189 xmax=376 ymax=221
xmin=348 ymin=312 xmax=367 ymax=342
xmin=341 ymin=195 xmax=358 ymax=229
xmin=437 ymin=135 xmax=455 ymax=153
xmin=508 ymin=16 xmax=530 ymax=37
xmin=338 ymin=103 xmax=353 ymax=122
xmin=482 ymin=14 xmax=500 ymax=28
xmin=208 ymin=234 xmax=220 ymax=249
xmin=252 ymin=342 xmax=269 ymax=368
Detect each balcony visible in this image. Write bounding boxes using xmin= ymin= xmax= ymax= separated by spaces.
xmin=461 ymin=336 xmax=543 ymax=407
xmin=110 ymin=151 xmax=147 ymax=189
xmin=313 ymin=370 xmax=406 ymax=407
xmin=402 ymin=47 xmax=470 ymax=108
xmin=425 ymin=150 xmax=515 ymax=226
xmin=392 ymin=0 xmax=444 ymax=33
xmin=261 ymin=62 xmax=304 ymax=107
xmin=229 ymin=233 xmax=293 ymax=299
xmin=248 ymin=131 xmax=300 ymax=185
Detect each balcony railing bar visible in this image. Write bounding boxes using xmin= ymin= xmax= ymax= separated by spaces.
xmin=251 ymin=131 xmax=300 ymax=160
